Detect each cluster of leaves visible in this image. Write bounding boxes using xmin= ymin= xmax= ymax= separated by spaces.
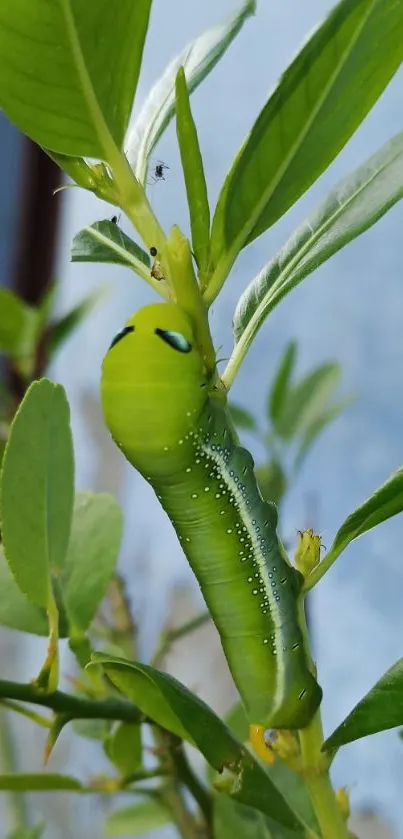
xmin=0 ymin=284 xmax=105 ymax=468
xmin=0 ymin=0 xmax=403 ymax=837
xmin=230 ymin=342 xmax=353 ymax=507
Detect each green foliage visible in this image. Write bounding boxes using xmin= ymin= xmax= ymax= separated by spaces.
xmin=91 ymin=654 xmax=303 ymax=830
xmin=0 ymin=380 xmax=74 ymax=609
xmin=126 ymin=0 xmax=255 ymax=183
xmin=61 ymin=491 xmax=122 ymax=633
xmin=71 ymin=221 xmax=151 ymax=281
xmin=0 ymin=0 xmax=402 ymax=837
xmin=324 ymin=659 xmax=403 ymax=750
xmin=175 ymin=68 xmax=210 ymax=280
xmin=105 ymin=800 xmax=171 ymax=837
xmin=231 ymin=132 xmax=403 ymax=367
xmin=0 ymin=0 xmax=152 ymax=158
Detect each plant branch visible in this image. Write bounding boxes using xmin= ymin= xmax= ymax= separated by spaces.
xmin=0 ymin=708 xmax=30 ymax=829
xmin=171 ymin=742 xmax=212 ymax=827
xmin=152 ymin=611 xmax=210 ymax=668
xmin=297 ymin=599 xmax=350 ymax=839
xmin=0 ymin=680 xmax=143 ymax=724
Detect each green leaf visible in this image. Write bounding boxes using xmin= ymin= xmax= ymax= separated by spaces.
xmin=316 ymin=467 xmax=403 ymax=580
xmin=294 ymin=397 xmax=354 ymax=469
xmin=71 ymin=220 xmax=151 ymax=280
xmin=0 ymin=379 xmax=74 ymax=609
xmin=324 ymin=659 xmax=403 ymax=751
xmin=71 ymin=718 xmax=109 ymax=741
xmin=233 ymin=132 xmax=403 ymax=363
xmin=214 ymin=798 xmax=271 ymax=839
xmin=6 ymin=825 xmax=44 ymax=839
xmin=255 ymin=462 xmax=287 ymax=507
xmin=0 ymin=773 xmax=82 ymax=791
xmin=48 ymin=288 xmax=107 ymax=358
xmin=107 ymin=722 xmax=142 ymax=777
xmin=268 ymin=343 xmax=297 ymax=426
xmin=61 ymin=492 xmax=123 ymax=633
xmin=0 ymin=0 xmax=152 ymax=158
xmin=91 ymin=654 xmax=303 ymax=831
xmin=0 ymin=288 xmax=37 ymax=361
xmin=105 ymin=801 xmax=171 ymax=837
xmin=275 ymin=364 xmax=340 ymax=441
xmin=209 ymin=0 xmax=403 ymax=300
xmin=0 ymin=547 xmax=48 ymax=635
xmin=127 ymin=0 xmax=255 ymax=183
xmin=175 ymin=67 xmax=210 ymax=278
xmin=223 ymin=703 xmax=318 ymax=836
xmin=228 ymin=404 xmax=257 ymax=431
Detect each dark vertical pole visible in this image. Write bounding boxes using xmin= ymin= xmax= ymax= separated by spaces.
xmin=7 ymin=140 xmax=63 ymax=400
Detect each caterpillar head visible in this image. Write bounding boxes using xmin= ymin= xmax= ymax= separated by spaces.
xmin=101 ymin=303 xmax=209 ymax=470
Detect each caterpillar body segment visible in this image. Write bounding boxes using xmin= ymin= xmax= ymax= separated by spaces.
xmin=101 ymin=303 xmax=322 ymax=731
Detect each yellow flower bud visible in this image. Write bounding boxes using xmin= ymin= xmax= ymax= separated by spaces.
xmin=295 ymin=529 xmax=322 ymax=577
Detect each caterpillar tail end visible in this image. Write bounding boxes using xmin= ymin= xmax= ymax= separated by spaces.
xmin=249 ymin=724 xmax=275 ymax=764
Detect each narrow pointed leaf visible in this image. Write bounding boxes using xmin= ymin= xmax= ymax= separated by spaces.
xmin=233 ymin=131 xmax=403 ymax=361
xmin=295 ymin=397 xmax=354 ymax=469
xmin=48 ymin=288 xmax=107 ymax=358
xmin=71 ymin=221 xmax=150 ymax=272
xmin=127 ymin=0 xmax=255 ymax=183
xmin=324 ymin=659 xmax=403 ymax=750
xmin=0 ymin=0 xmax=152 ymax=158
xmin=91 ymin=654 xmax=303 ymax=830
xmin=306 ymin=467 xmax=403 ymax=588
xmin=268 ymin=342 xmax=297 ymax=426
xmin=105 ymin=801 xmax=171 ymax=837
xmin=209 ymin=0 xmax=403 ymax=298
xmin=0 ymin=774 xmax=82 ymax=791
xmin=175 ymin=67 xmax=210 ymax=277
xmin=0 ymin=379 xmax=74 ymax=609
xmin=275 ymin=364 xmax=340 ymax=441
xmin=229 ymin=404 xmax=257 ymax=431
xmin=61 ymin=492 xmax=123 ymax=633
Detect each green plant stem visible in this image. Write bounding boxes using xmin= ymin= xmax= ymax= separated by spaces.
xmin=162 ymin=786 xmax=201 ymax=839
xmin=172 ymin=742 xmax=212 ymax=827
xmin=0 ymin=708 xmax=29 ymax=828
xmin=299 ymin=713 xmax=349 ymax=839
xmin=297 ymin=599 xmax=349 ymax=839
xmin=0 ymin=680 xmax=143 ymax=723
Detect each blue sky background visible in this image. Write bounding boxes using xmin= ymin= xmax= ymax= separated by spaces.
xmin=27 ymin=0 xmax=403 ymax=832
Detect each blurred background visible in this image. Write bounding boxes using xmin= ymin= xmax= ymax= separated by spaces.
xmin=0 ymin=0 xmax=402 ymax=836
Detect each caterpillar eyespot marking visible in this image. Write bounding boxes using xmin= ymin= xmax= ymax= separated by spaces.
xmin=109 ymin=324 xmax=134 ymax=350
xmin=101 ymin=302 xmax=322 ymax=733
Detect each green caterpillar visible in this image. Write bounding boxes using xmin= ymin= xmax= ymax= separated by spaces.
xmin=101 ymin=302 xmax=322 ymax=744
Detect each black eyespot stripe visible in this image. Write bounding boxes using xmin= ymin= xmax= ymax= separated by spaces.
xmin=155 ymin=328 xmax=191 ymax=353
xmin=109 ymin=325 xmax=134 ymax=350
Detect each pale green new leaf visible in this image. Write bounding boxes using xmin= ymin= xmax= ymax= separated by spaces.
xmin=230 ymin=131 xmax=403 ymax=379
xmin=0 ymin=0 xmax=152 ymax=158
xmin=176 ymin=67 xmax=210 ymax=278
xmin=71 ymin=220 xmax=150 ymax=276
xmin=0 ymin=379 xmax=74 ymax=609
xmin=209 ymin=0 xmax=403 ymax=302
xmin=127 ymin=0 xmax=255 ymax=183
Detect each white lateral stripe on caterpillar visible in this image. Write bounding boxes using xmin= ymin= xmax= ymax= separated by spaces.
xmin=204 ymin=438 xmax=286 ymax=718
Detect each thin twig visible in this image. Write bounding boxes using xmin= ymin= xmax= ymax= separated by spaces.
xmin=152 ymin=611 xmax=211 ymax=667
